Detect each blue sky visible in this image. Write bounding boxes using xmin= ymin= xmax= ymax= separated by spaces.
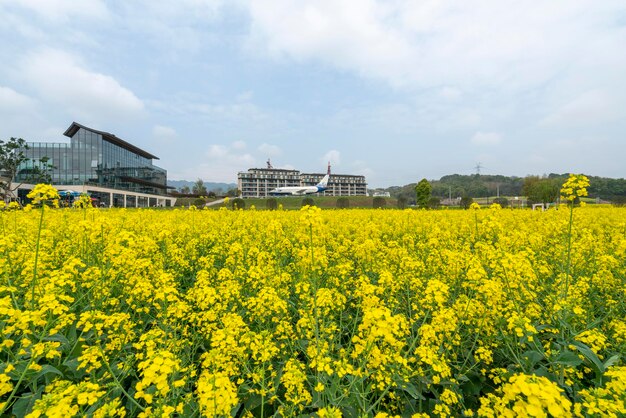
xmin=0 ymin=1 xmax=624 ymax=187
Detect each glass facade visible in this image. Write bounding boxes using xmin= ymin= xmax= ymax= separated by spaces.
xmin=16 ymin=125 xmax=168 ymax=196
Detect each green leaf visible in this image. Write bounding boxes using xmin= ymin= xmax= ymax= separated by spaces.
xmin=43 ymin=333 xmax=70 ymax=347
xmin=553 ymin=350 xmax=583 ymax=367
xmin=522 ymin=350 xmax=544 ymax=367
xmin=62 ymin=357 xmax=80 ymax=376
xmin=400 ymin=382 xmax=426 ymax=400
xmin=243 ymin=393 xmax=263 ymax=411
xmin=33 ymin=364 xmax=64 ymax=384
xmin=12 ymin=386 xmax=44 ymax=417
xmin=603 ymin=354 xmax=620 ymax=370
xmin=570 ymin=341 xmax=604 ymax=374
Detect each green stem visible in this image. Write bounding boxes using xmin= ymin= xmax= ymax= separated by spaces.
xmin=98 ymin=345 xmax=146 ymax=412
xmin=474 ymin=212 xmax=479 ymax=238
xmin=31 ymin=205 xmax=45 ymax=306
xmin=0 ymin=310 xmax=56 ymax=415
xmin=0 ymin=356 xmax=37 ymax=415
xmin=564 ymin=203 xmax=574 ymax=299
xmin=309 ymin=225 xmax=314 ymax=271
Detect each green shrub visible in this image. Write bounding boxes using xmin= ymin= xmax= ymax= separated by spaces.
xmin=266 ymin=198 xmax=278 ymax=210
xmin=493 ymin=197 xmax=509 ymax=208
xmin=301 ymin=197 xmax=315 ymax=207
xmin=427 ymin=197 xmax=441 ymax=209
xmin=373 ymin=197 xmax=386 ymax=209
xmin=231 ymin=198 xmax=245 ymax=210
xmin=460 ymin=196 xmax=473 ymax=209
xmin=336 ymin=197 xmax=350 ymax=209
xmin=611 ymin=195 xmax=626 ymax=207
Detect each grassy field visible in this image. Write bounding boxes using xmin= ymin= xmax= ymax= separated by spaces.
xmin=239 ymin=195 xmax=398 ymax=210
xmin=175 ymin=195 xmax=400 ymax=209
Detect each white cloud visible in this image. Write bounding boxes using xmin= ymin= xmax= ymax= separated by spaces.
xmin=245 ymin=0 xmax=624 ymax=93
xmin=350 ymin=160 xmax=374 ymax=179
xmin=542 ymin=89 xmax=618 ymax=127
xmin=121 ymin=0 xmax=225 ymax=22
xmin=232 ymin=140 xmax=247 ymax=150
xmin=439 ymin=86 xmax=462 ymax=101
xmin=183 ymin=101 xmax=267 ymax=123
xmin=182 ymin=141 xmax=256 ymax=182
xmin=206 ymin=144 xmax=256 ymax=168
xmin=206 ymin=144 xmax=229 ymax=159
xmin=258 ymin=143 xmax=282 ymax=157
xmin=152 ymin=125 xmax=178 ymax=141
xmin=236 ymin=91 xmax=254 ymax=102
xmin=471 ymin=132 xmax=502 ymax=146
xmin=0 ymin=86 xmax=36 ymax=111
xmin=171 ymin=137 xmax=256 ymax=182
xmin=18 ymin=48 xmax=144 ymax=123
xmin=322 ymin=150 xmax=341 ymax=166
xmin=10 ymin=0 xmax=109 ymax=22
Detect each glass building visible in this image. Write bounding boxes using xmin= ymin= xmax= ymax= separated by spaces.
xmin=16 ymin=122 xmax=168 ymax=196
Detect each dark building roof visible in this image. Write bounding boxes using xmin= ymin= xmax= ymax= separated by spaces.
xmin=246 ymin=168 xmax=300 ymax=173
xmin=302 ymin=172 xmax=366 ymax=178
xmin=63 ymin=122 xmax=159 ymax=160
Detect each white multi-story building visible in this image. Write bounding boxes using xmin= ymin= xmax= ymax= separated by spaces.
xmin=300 ymin=172 xmax=367 ymax=197
xmin=238 ymin=167 xmax=301 ymax=198
xmin=238 ymin=161 xmax=367 ymax=198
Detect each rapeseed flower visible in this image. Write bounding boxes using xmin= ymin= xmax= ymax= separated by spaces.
xmin=560 ymin=173 xmax=589 ymax=202
xmin=27 ymin=183 xmax=60 ymax=206
xmin=0 ymin=203 xmax=624 ymax=416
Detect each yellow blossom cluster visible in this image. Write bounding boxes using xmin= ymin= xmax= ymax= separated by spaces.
xmin=26 ymin=184 xmax=60 ymax=206
xmin=560 ymin=173 xmax=590 ymax=202
xmin=478 ymin=373 xmax=572 ymax=417
xmin=0 ymin=195 xmax=625 ymax=415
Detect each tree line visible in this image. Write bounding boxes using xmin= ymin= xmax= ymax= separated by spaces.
xmin=386 ymin=173 xmax=626 ymax=204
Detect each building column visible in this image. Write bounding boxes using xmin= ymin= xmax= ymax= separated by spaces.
xmin=124 ymin=195 xmax=127 ymax=208
xmin=109 ymin=192 xmax=113 ymax=208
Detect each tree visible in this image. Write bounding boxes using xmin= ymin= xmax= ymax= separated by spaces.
xmin=22 ymin=156 xmax=54 ymax=184
xmin=396 ymin=196 xmax=408 ymax=209
xmin=415 ymin=178 xmax=432 ymax=208
xmin=180 ymin=186 xmax=191 ymax=194
xmin=523 ymin=176 xmax=560 ymax=205
xmin=192 ymin=178 xmax=207 ymax=195
xmin=226 ymin=188 xmax=240 ymax=197
xmin=0 ymin=137 xmax=29 ymax=201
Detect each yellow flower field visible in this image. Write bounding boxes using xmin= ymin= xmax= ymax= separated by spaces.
xmin=1 ymin=198 xmax=625 ymax=416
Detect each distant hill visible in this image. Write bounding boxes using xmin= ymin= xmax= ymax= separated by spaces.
xmin=380 ymin=173 xmax=626 ymax=201
xmin=168 ymin=180 xmax=236 ymax=192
